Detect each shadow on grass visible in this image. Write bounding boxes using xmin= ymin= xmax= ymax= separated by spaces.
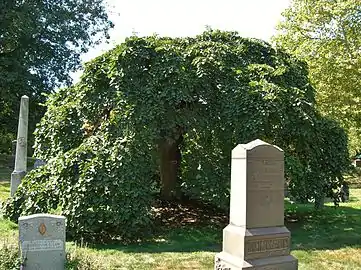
xmin=88 ymin=199 xmax=227 ymax=253
xmin=285 ymin=201 xmax=361 ymax=251
xmin=0 ymin=167 xmax=11 ymax=182
xmin=84 ymin=197 xmax=361 ymax=254
xmin=91 ymin=226 xmax=223 ymax=253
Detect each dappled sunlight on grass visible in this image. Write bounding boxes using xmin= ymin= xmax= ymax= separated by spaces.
xmin=0 ymin=157 xmax=361 ymax=270
xmin=0 ymin=218 xmax=18 ymax=239
xmin=294 ymin=247 xmax=361 ymax=270
xmin=0 ymin=182 xmax=10 ymax=202
xmin=67 ymin=243 xmax=215 ymax=270
xmin=289 ymin=189 xmax=361 ymax=269
xmin=1 ymin=190 xmax=361 ymax=269
xmin=286 ymin=189 xmax=361 ymax=250
xmin=65 ymin=189 xmax=361 ymax=269
xmin=87 ymin=226 xmax=221 ymax=254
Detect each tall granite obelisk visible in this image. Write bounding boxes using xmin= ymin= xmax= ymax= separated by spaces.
xmin=10 ymin=95 xmax=29 ymax=196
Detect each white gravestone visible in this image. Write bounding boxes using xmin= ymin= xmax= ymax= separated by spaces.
xmin=11 ymin=95 xmax=29 ymax=196
xmin=19 ymin=214 xmax=66 ymax=270
xmin=215 ymin=139 xmax=298 ymax=269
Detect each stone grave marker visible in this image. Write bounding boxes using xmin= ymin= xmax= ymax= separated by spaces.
xmin=215 ymin=139 xmax=298 ymax=269
xmin=11 ymin=95 xmax=29 ymax=196
xmin=33 ymin=159 xmax=46 ymax=169
xmin=19 ymin=214 xmax=66 ymax=270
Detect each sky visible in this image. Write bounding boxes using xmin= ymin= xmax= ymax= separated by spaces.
xmin=71 ymin=0 xmax=291 ymax=82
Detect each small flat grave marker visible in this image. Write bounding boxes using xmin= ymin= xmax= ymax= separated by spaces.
xmin=19 ymin=214 xmax=66 ymax=270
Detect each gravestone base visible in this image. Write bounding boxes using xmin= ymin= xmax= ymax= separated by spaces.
xmin=222 ymin=225 xmax=291 ymax=258
xmin=10 ymin=170 xmax=26 ymax=196
xmin=215 ymin=252 xmax=298 ymax=269
xmin=216 ymin=225 xmax=297 ymax=269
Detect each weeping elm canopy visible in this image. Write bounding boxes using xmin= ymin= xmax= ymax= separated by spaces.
xmin=5 ymin=30 xmax=350 ymax=240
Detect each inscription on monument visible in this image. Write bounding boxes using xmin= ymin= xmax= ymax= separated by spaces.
xmin=21 ymin=239 xmax=64 ymax=252
xmin=246 ymin=238 xmax=289 ymax=254
xmin=246 ymin=156 xmax=285 ymax=229
xmin=248 ymin=159 xmax=284 ymax=190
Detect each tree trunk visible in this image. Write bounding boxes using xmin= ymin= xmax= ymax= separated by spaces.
xmin=159 ymin=137 xmax=182 ymax=201
xmin=314 ymin=193 xmax=325 ymax=209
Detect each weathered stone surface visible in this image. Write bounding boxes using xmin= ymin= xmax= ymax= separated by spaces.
xmin=19 ymin=214 xmax=66 ymax=270
xmin=10 ymin=171 xmax=26 ymax=196
xmin=33 ymin=159 xmax=46 ymax=169
xmin=215 ymin=252 xmax=298 ymax=270
xmin=215 ymin=139 xmax=298 ymax=269
xmin=14 ymin=95 xmax=29 ymax=172
xmin=230 ymin=139 xmax=284 ymax=228
xmin=222 ymin=225 xmax=291 ymax=260
xmin=10 ymin=95 xmax=29 ymax=196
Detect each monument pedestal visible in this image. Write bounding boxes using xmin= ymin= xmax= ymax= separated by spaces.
xmin=10 ymin=170 xmax=26 ymax=196
xmin=215 ymin=225 xmax=297 ymax=269
xmin=215 ymin=252 xmax=297 ymax=270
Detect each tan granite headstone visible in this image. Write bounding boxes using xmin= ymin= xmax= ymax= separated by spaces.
xmin=215 ymin=139 xmax=298 ymax=269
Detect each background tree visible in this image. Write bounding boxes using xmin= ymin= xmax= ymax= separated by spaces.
xmin=4 ymin=30 xmax=350 ymax=241
xmin=273 ymin=0 xmax=361 ymax=155
xmin=0 ymin=0 xmax=113 ymax=154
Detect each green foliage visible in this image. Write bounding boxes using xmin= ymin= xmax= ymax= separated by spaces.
xmin=0 ymin=0 xmax=113 ymax=154
xmin=4 ymin=135 xmax=155 ymax=241
xmin=273 ymin=0 xmax=361 ymax=154
xmin=0 ymin=130 xmax=14 ymax=154
xmin=3 ymin=30 xmax=351 ymax=239
xmin=287 ymin=116 xmax=351 ymax=204
xmin=0 ymin=243 xmax=20 ymax=270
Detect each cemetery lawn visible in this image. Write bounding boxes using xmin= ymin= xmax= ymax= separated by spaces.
xmin=0 ymin=170 xmax=361 ymax=269
xmin=0 ymin=159 xmax=11 ymax=202
xmin=0 ymin=166 xmax=11 ymax=183
xmin=287 ymin=188 xmax=361 ymax=270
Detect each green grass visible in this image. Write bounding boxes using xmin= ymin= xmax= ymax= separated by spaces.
xmin=0 ymin=162 xmax=11 ymax=201
xmin=1 ymin=190 xmax=361 ymax=269
xmin=288 ymin=189 xmax=361 ymax=269
xmin=0 ymin=182 xmax=10 ymax=202
xmin=1 ymin=155 xmax=361 ymax=269
xmin=0 ymin=166 xmax=11 ymax=182
xmin=66 ymin=235 xmax=217 ymax=269
xmin=62 ymin=190 xmax=361 ymax=270
xmin=0 ymin=154 xmax=35 ymax=202
xmin=0 ymin=218 xmax=17 ymax=239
